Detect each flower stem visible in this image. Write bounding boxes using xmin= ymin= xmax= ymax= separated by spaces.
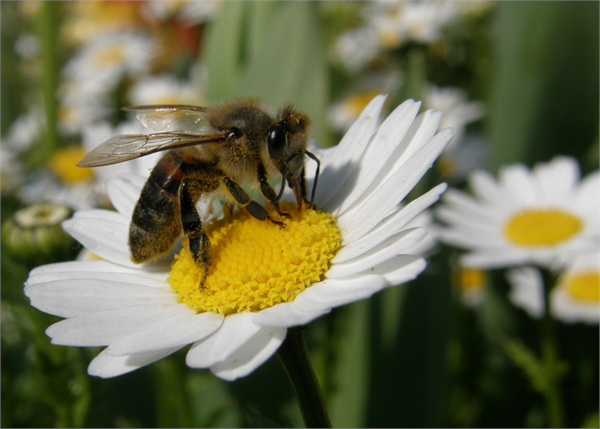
xmin=541 ymin=270 xmax=565 ymax=428
xmin=277 ymin=327 xmax=332 ymax=428
xmin=36 ymin=0 xmax=60 ymax=162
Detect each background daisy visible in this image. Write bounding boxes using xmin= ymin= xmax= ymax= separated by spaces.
xmin=507 ymin=250 xmax=599 ymax=324
xmin=437 ymin=156 xmax=599 ymax=269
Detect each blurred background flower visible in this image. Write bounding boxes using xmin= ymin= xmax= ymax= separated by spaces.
xmin=2 ymin=1 xmax=598 ymax=428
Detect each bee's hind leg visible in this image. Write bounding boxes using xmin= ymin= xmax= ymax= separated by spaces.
xmin=180 ymin=178 xmax=212 ymax=289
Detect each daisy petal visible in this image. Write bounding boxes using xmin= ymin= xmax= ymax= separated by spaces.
xmin=109 ymin=311 xmax=224 ymax=355
xmin=316 ymin=95 xmax=386 ymax=207
xmin=500 ymin=164 xmax=537 ymax=206
xmin=210 ymin=326 xmax=287 ymax=381
xmin=469 ymin=170 xmax=510 ymax=207
xmin=46 ymin=304 xmax=189 ymax=346
xmin=334 ymin=183 xmax=446 ymax=262
xmin=328 ymin=228 xmax=427 ymax=278
xmin=252 ymin=302 xmax=331 ymax=327
xmin=326 ymin=99 xmax=421 ymax=215
xmin=368 ymin=255 xmax=427 ymax=285
xmin=295 ymin=275 xmax=387 ymax=311
xmin=62 ymin=209 xmax=133 ymax=266
xmin=88 ymin=346 xmax=183 ymax=378
xmin=106 ymin=174 xmax=144 ymax=217
xmin=25 ymin=280 xmax=176 ymax=318
xmin=26 ymin=260 xmax=168 ymax=288
xmin=338 ymin=128 xmax=452 ymax=243
xmin=186 ymin=312 xmax=261 ymax=368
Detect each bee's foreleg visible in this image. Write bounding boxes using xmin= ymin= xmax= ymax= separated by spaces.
xmin=256 ymin=164 xmax=290 ymax=219
xmin=222 ymin=176 xmax=286 ymax=229
xmin=180 ymin=178 xmax=211 ymax=289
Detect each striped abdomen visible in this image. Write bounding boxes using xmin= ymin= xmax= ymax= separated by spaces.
xmin=128 ymin=150 xmax=217 ymax=263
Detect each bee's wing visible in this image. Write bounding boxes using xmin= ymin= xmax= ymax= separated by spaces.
xmin=77 ymin=131 xmax=227 ymax=167
xmin=123 ymin=105 xmax=209 ymax=132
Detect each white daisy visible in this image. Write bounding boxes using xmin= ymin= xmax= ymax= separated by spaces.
xmin=507 ymin=251 xmax=599 ymax=324
xmin=24 ymin=96 xmax=452 ymax=380
xmin=146 ymin=0 xmax=221 ymax=24
xmin=367 ymin=0 xmax=460 ymax=48
xmin=424 ymin=84 xmax=484 ymax=144
xmin=332 ymin=26 xmax=380 ymax=72
xmin=437 ymin=157 xmax=599 ymax=269
xmin=61 ymin=31 xmax=155 ymax=100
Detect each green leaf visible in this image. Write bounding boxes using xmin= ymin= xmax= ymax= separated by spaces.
xmin=487 ymin=2 xmax=599 ymax=172
xmin=204 ymin=1 xmax=249 ymax=103
xmin=327 ymin=301 xmax=370 ymax=428
xmin=234 ymin=1 xmax=331 ymax=146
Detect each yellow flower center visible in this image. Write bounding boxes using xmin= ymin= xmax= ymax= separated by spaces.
xmin=168 ymin=203 xmax=341 ymax=315
xmin=346 ymin=90 xmax=383 ymax=118
xmin=48 ymin=146 xmax=95 ymax=185
xmin=562 ymin=271 xmax=600 ymax=304
xmin=454 ymin=267 xmax=486 ymax=293
xmin=503 ymin=209 xmax=581 ymax=246
xmin=94 ymin=44 xmax=126 ymax=67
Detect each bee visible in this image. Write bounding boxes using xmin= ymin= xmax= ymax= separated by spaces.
xmin=78 ymin=99 xmax=320 ymax=287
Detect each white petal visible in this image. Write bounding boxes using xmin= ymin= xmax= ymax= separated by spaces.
xmin=26 ymin=260 xmax=168 ymax=288
xmin=574 ymin=171 xmax=599 ymax=213
xmin=460 ymin=250 xmax=534 ymax=268
xmin=334 ymin=183 xmax=446 ymax=262
xmin=88 ymin=346 xmax=183 ymax=378
xmin=436 ymin=206 xmax=496 ymax=230
xmin=328 ymin=228 xmax=427 ymax=278
xmin=62 ymin=209 xmax=133 ymax=267
xmin=469 ymin=170 xmax=510 ymax=207
xmin=186 ymin=312 xmax=261 ymax=368
xmin=315 ymin=95 xmax=386 ymax=207
xmin=368 ymin=255 xmax=426 ymax=285
xmin=337 ymin=129 xmax=452 ymax=243
xmin=294 ymin=275 xmax=387 ymax=311
xmin=46 ymin=304 xmax=188 ymax=346
xmin=439 ymin=188 xmax=497 ymax=219
xmin=252 ymin=302 xmax=331 ymax=327
xmin=500 ymin=163 xmax=539 ymax=206
xmin=25 ymin=280 xmax=176 ymax=318
xmin=326 ymin=100 xmax=421 ymax=215
xmin=109 ymin=311 xmax=224 ymax=355
xmin=106 ymin=174 xmax=144 ymax=217
xmin=210 ymin=326 xmax=287 ymax=381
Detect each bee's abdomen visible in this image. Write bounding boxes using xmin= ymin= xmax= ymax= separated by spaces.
xmin=129 ymin=152 xmax=186 ymax=263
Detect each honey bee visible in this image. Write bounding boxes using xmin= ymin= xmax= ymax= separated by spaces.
xmin=78 ymin=99 xmax=320 ymax=287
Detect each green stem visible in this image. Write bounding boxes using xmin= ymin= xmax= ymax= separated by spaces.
xmin=36 ymin=1 xmax=60 ymax=162
xmin=277 ymin=327 xmax=332 ymax=428
xmin=540 ymin=270 xmax=565 ymax=428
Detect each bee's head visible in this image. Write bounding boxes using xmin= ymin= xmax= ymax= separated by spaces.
xmin=266 ymin=108 xmax=311 ymax=209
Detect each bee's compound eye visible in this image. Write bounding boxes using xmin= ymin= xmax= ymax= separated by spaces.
xmin=266 ymin=124 xmax=286 ymax=160
xmin=227 ymin=128 xmax=242 ymax=141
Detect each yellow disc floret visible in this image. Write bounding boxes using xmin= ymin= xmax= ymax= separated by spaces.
xmin=504 ymin=208 xmax=581 ymax=246
xmin=49 ymin=146 xmax=95 ymax=185
xmin=563 ymin=271 xmax=600 ymax=304
xmin=168 ymin=202 xmax=341 ymax=315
